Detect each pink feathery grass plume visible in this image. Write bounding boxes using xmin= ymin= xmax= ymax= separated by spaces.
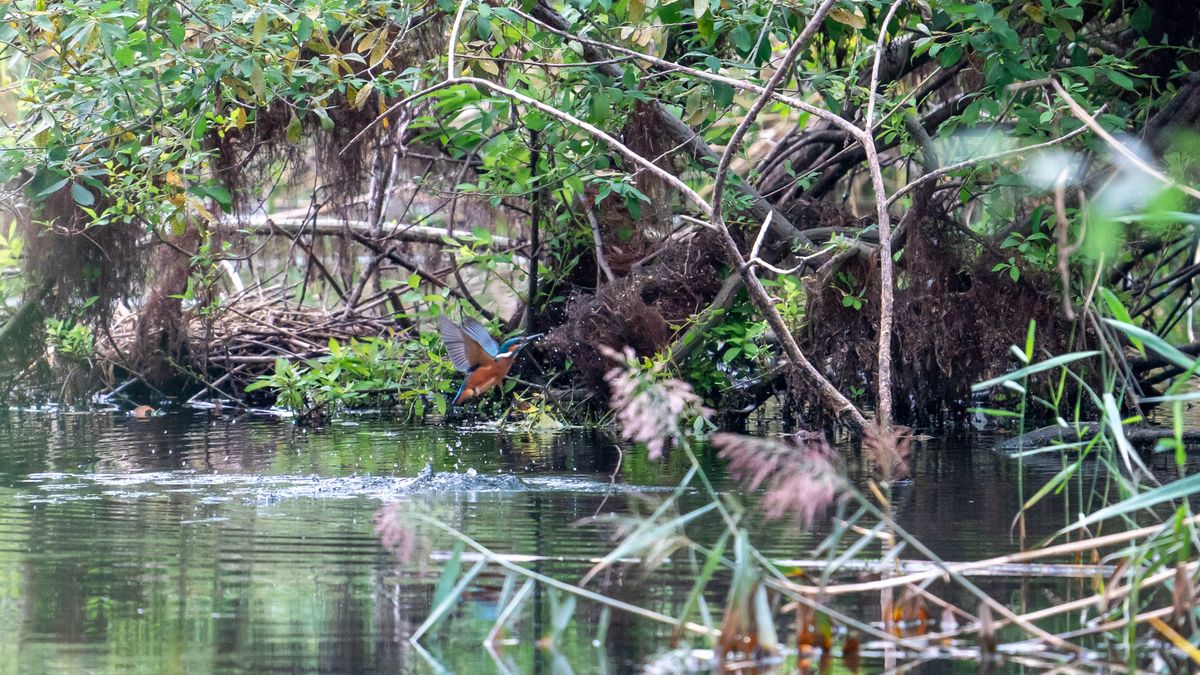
xmin=863 ymin=424 xmax=913 ymax=482
xmin=713 ymin=431 xmax=844 ymax=528
xmin=601 ymin=346 xmax=712 ymax=460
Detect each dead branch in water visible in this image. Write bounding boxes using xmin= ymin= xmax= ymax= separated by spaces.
xmin=213 ymin=216 xmax=523 ymax=249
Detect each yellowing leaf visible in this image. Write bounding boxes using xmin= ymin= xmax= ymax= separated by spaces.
xmin=185 ymin=197 xmax=216 ymax=223
xmin=369 ymin=32 xmax=388 ymax=67
xmin=285 ymin=112 xmax=302 ymax=143
xmin=476 ymin=57 xmax=499 ymax=76
xmin=251 ymin=12 xmax=268 ymax=45
xmin=352 ymin=81 xmax=374 ymax=110
xmin=829 ymin=7 xmax=865 ymax=28
xmin=231 ymin=107 xmax=247 ymax=130
xmin=358 ymin=27 xmax=379 ymax=54
xmin=250 ymin=63 xmax=267 ymax=101
xmin=628 ymin=0 xmax=646 ymax=23
xmin=165 ymin=170 xmax=183 ymax=187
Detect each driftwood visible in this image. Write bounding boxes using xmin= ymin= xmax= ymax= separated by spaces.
xmin=998 ymin=422 xmax=1200 ymax=451
xmin=213 ymin=216 xmax=523 ymax=249
xmin=100 ymin=288 xmax=408 ymax=400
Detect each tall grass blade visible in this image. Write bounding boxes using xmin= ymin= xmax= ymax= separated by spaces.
xmin=1139 ymin=391 xmax=1200 ymax=403
xmin=595 ymin=606 xmax=611 ymax=646
xmin=487 ymin=578 xmax=535 ymax=645
xmin=1061 ymin=472 xmax=1200 ymax=533
xmin=411 ymin=558 xmax=487 ymax=642
xmin=1103 ymin=319 xmax=1197 ymax=371
xmin=671 ymin=529 xmax=731 ymax=644
xmin=1103 ymin=392 xmax=1156 ymax=483
xmin=821 ymin=521 xmax=886 ymax=584
xmin=972 ymin=351 xmax=1100 ymax=391
xmin=432 ymin=540 xmax=465 ymax=608
xmin=1098 ymin=288 xmax=1144 ymax=354
xmin=547 ymin=586 xmax=577 ymax=643
xmin=580 ymin=500 xmax=717 ymax=586
xmin=753 ymin=583 xmax=779 ymax=653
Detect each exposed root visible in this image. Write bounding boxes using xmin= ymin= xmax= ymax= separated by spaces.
xmin=804 ymin=213 xmax=1071 ymax=426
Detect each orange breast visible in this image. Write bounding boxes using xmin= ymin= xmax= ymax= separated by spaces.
xmin=456 ymin=357 xmax=515 ymax=403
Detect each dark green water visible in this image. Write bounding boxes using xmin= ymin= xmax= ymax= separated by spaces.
xmin=0 ymin=411 xmax=1186 ymax=673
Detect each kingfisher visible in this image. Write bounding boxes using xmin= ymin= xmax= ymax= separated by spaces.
xmin=438 ymin=316 xmax=542 ymax=404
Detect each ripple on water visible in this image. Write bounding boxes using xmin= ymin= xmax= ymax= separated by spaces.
xmin=18 ymin=466 xmax=674 ymax=506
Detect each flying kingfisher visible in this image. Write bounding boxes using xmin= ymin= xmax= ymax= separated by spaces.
xmin=438 ymin=316 xmax=543 ymax=404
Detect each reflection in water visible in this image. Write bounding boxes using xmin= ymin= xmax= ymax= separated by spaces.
xmin=0 ymin=411 xmax=1190 ymax=672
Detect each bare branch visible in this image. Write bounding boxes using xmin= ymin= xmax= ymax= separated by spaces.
xmin=446 ymin=0 xmax=471 ymax=80
xmin=709 ymin=0 xmax=838 ymax=222
xmin=862 ymin=1 xmax=905 ymax=430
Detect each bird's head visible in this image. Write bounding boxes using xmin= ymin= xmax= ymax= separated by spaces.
xmin=496 ymin=332 xmax=543 ymax=359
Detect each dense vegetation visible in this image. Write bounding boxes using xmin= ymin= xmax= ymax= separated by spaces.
xmin=5 ymin=0 xmax=1200 ymax=668
xmin=0 ymin=0 xmax=1197 ymax=432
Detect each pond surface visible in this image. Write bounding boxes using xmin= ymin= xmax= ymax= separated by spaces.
xmin=0 ymin=411 xmax=1187 ymax=673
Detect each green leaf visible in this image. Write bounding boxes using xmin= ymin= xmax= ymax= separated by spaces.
xmin=1098 ymin=288 xmax=1142 ymax=354
xmin=1106 ymin=70 xmax=1135 ymax=91
xmin=168 ymin=18 xmax=185 ymax=46
xmin=693 ymin=0 xmax=709 ymax=18
xmin=1103 ymin=319 xmax=1195 ymax=371
xmin=203 ymin=184 xmax=234 ymax=211
xmin=70 ymin=182 xmax=95 ymax=207
xmin=32 ymin=175 xmax=69 ymax=199
xmin=243 ymin=379 xmax=273 ymax=392
xmin=113 ymin=45 xmax=134 ymax=67
xmin=938 ymin=42 xmax=964 ymax=68
xmin=470 ymin=226 xmax=493 ymax=245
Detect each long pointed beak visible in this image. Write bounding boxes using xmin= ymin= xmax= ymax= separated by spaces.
xmin=524 ymin=333 xmax=544 ymax=341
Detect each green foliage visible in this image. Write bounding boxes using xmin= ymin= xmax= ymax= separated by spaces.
xmin=762 ymin=274 xmax=805 ymax=331
xmin=833 ymin=270 xmax=866 ymax=310
xmin=44 ymin=317 xmax=95 ymax=361
xmin=244 ymin=333 xmax=458 ymax=421
xmin=684 ymin=298 xmax=771 ymax=402
xmin=171 ymin=230 xmax=228 ymax=318
xmin=0 ymin=220 xmax=22 ymax=309
xmin=0 ymin=0 xmax=413 ymax=226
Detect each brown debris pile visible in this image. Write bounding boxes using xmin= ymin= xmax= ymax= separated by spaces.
xmin=803 ymin=214 xmax=1068 ymax=425
xmin=542 ymin=230 xmax=726 ymax=388
xmin=102 ymin=288 xmax=406 ymax=399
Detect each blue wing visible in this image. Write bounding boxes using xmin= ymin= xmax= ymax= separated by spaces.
xmin=461 ymin=318 xmax=500 ymax=356
xmin=439 ymin=316 xmax=475 ymax=373
xmin=439 ymin=316 xmax=499 ymax=373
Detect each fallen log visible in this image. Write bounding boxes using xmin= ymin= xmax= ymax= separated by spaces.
xmin=213 ymin=216 xmax=523 ymax=249
xmin=998 ymin=422 xmax=1200 ymax=452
